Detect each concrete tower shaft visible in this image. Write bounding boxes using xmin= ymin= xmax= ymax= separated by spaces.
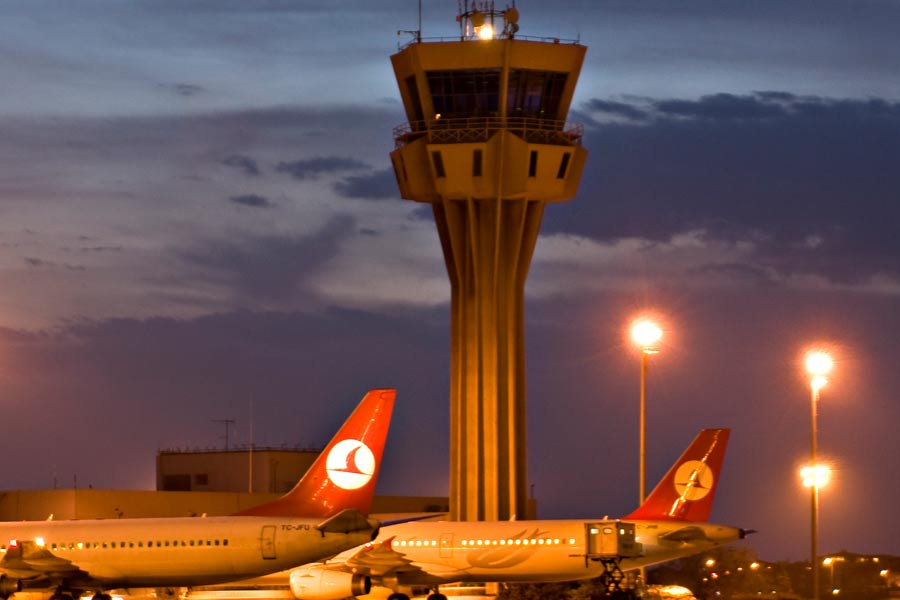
xmin=390 ymin=37 xmax=587 ymax=521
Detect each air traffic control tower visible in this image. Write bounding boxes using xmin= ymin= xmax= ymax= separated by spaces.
xmin=389 ymin=4 xmax=587 ymax=521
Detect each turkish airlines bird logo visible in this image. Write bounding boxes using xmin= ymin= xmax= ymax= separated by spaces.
xmin=326 ymin=439 xmax=376 ymax=490
xmin=673 ymin=460 xmax=714 ymax=501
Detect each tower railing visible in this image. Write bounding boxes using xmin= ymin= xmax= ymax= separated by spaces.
xmin=398 ymin=34 xmax=581 ymax=51
xmin=393 ymin=116 xmax=583 ymax=148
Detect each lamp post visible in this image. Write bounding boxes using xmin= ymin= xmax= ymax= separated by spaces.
xmin=631 ymin=318 xmax=662 ymax=504
xmin=804 ymin=350 xmax=833 ymax=600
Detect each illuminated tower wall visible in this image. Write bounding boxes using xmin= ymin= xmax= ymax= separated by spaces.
xmin=390 ymin=30 xmax=587 ymax=521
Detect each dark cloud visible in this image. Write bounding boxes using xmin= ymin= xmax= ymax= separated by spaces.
xmin=176 ymin=215 xmax=355 ymax=305
xmin=173 ymin=84 xmax=205 ymax=97
xmin=275 ymin=156 xmax=370 ymax=180
xmin=654 ymin=93 xmax=789 ymax=121
xmin=79 ymin=246 xmax=123 ymax=253
xmin=229 ymin=194 xmax=273 ymax=208
xmin=22 ymin=257 xmax=86 ymax=271
xmin=59 ymin=245 xmax=124 ymax=253
xmin=694 ymin=262 xmax=777 ymax=287
xmin=333 ymin=168 xmax=399 ymax=200
xmin=583 ymin=99 xmax=650 ymax=122
xmin=222 ymin=155 xmax=261 ymax=177
xmin=24 ymin=257 xmax=49 ymax=268
xmin=549 ymin=92 xmax=900 ymax=285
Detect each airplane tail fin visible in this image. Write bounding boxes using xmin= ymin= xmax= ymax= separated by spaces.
xmin=235 ymin=388 xmax=396 ymax=518
xmin=624 ymin=428 xmax=730 ymax=522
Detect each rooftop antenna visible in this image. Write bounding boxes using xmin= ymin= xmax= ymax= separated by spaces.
xmin=398 ymin=0 xmax=422 ymax=44
xmin=457 ymin=0 xmax=519 ymax=40
xmin=211 ymin=418 xmax=236 ymax=450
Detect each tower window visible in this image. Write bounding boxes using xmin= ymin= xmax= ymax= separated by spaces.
xmin=528 ymin=151 xmax=538 ymax=177
xmin=507 ymin=70 xmax=568 ymax=119
xmin=557 ymin=153 xmax=571 ymax=179
xmin=432 ymin=151 xmax=446 ymax=178
xmin=406 ymin=75 xmax=425 ymax=126
xmin=426 ymin=69 xmax=501 ymax=119
xmin=473 ymin=149 xmax=483 ymax=177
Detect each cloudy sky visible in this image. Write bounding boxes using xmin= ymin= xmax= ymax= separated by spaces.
xmin=1 ymin=0 xmax=898 ymax=562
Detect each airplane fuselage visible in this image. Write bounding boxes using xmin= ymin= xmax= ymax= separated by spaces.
xmin=353 ymin=519 xmax=742 ymax=586
xmin=0 ymin=516 xmax=375 ymax=589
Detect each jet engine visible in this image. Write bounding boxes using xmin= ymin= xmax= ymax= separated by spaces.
xmin=289 ymin=567 xmax=371 ymax=600
xmin=0 ymin=576 xmax=21 ymax=599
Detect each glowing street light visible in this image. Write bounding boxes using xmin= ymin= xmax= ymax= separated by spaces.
xmin=804 ymin=349 xmax=833 ymax=600
xmin=631 ymin=317 xmax=662 ymax=504
xmin=631 ymin=320 xmax=663 ymax=351
xmin=801 ymin=464 xmax=832 ymax=488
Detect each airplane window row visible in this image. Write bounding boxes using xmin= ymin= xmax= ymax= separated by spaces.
xmin=0 ymin=539 xmax=229 ymax=552
xmin=459 ymin=538 xmax=574 ymax=547
xmin=390 ymin=538 xmax=576 ymax=548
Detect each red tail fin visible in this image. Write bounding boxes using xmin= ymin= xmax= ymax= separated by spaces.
xmin=235 ymin=388 xmax=396 ymax=518
xmin=624 ymin=428 xmax=730 ymax=522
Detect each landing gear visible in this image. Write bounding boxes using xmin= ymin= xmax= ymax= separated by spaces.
xmin=386 ymin=586 xmax=444 ymax=600
xmin=49 ymin=591 xmax=75 ymax=600
xmin=93 ymin=593 xmax=113 ymax=600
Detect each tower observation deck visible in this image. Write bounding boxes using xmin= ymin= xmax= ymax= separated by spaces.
xmin=389 ymin=4 xmax=588 ymax=521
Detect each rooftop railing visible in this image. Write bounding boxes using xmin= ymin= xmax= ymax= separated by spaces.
xmin=398 ymin=33 xmax=580 ymax=51
xmin=394 ymin=116 xmax=583 ymax=148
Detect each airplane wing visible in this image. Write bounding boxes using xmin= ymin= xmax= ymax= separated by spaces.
xmin=306 ymin=536 xmax=468 ymax=581
xmin=0 ymin=540 xmax=87 ymax=584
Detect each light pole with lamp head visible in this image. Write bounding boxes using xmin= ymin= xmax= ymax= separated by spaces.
xmin=631 ymin=318 xmax=662 ymax=504
xmin=804 ymin=349 xmax=834 ymax=600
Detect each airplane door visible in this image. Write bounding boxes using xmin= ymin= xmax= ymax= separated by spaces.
xmin=439 ymin=533 xmax=453 ymax=559
xmin=586 ymin=522 xmax=615 ymax=558
xmin=260 ymin=525 xmax=277 ymax=560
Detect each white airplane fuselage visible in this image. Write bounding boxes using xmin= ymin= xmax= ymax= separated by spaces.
xmin=361 ymin=519 xmax=743 ymax=585
xmin=0 ymin=516 xmax=374 ymax=589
